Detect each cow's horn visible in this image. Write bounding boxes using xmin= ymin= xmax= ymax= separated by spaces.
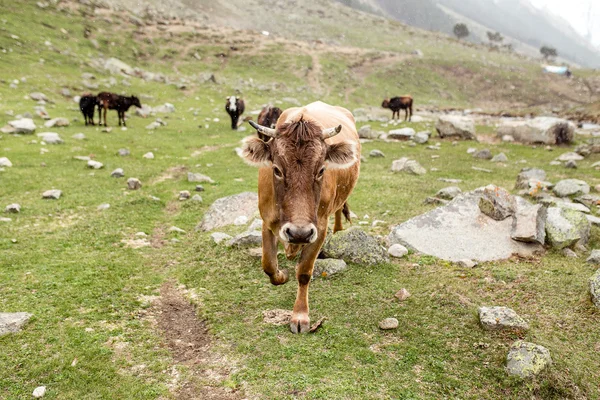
xmin=322 ymin=125 xmax=342 ymax=139
xmin=249 ymin=120 xmax=277 ymax=138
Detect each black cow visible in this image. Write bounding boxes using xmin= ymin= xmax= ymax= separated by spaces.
xmin=79 ymin=94 xmax=99 ymax=126
xmin=225 ymin=96 xmax=245 ymax=130
xmin=97 ymin=92 xmax=142 ymax=127
xmin=382 ymin=96 xmax=413 ymax=121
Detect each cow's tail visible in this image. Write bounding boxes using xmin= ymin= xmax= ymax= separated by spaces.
xmin=342 ymin=202 xmax=352 ymax=223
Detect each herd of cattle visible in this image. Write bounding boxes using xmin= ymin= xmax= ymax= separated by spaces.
xmin=77 ymin=92 xmax=413 ymax=333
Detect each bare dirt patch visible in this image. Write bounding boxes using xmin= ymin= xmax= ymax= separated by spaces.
xmin=156 ymin=283 xmax=244 ymax=400
xmin=151 ymin=165 xmax=188 ymax=185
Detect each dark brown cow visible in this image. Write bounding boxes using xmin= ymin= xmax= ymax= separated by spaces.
xmin=241 ymin=101 xmax=360 ymax=333
xmin=256 ymin=105 xmax=282 ymax=141
xmin=382 ymin=96 xmax=413 ymax=121
xmin=97 ymin=92 xmax=142 ymax=127
xmin=79 ymin=94 xmax=98 ymax=126
xmin=225 ymin=96 xmax=245 ymax=130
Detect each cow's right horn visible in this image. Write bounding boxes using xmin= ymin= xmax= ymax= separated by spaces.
xmin=249 ymin=120 xmax=277 ymax=138
xmin=322 ymin=124 xmax=342 ymax=139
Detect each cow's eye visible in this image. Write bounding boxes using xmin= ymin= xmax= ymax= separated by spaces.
xmin=273 ymin=166 xmax=283 ymax=179
xmin=317 ymin=166 xmax=326 ymax=178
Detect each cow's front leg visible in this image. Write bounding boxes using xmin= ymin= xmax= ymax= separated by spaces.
xmin=290 ymin=229 xmax=327 ymax=334
xmin=262 ymin=226 xmax=289 ymax=285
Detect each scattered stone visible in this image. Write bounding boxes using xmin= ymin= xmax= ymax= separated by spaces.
xmin=197 ymin=192 xmax=258 ymax=231
xmin=322 ymin=227 xmax=389 ymax=266
xmin=312 ymin=259 xmax=348 ymax=278
xmin=557 ymin=152 xmax=584 ymax=162
xmin=191 ymin=194 xmax=202 ymax=202
xmin=227 ymin=231 xmax=262 ymax=248
xmin=111 ymin=168 xmax=124 ymax=178
xmin=456 ymin=259 xmax=477 ymax=268
xmin=388 ymin=127 xmax=415 ymax=141
xmin=72 ymin=133 xmax=86 ymax=140
xmin=395 ymin=288 xmax=411 ymax=301
xmin=87 ymin=160 xmax=103 ymax=169
xmin=388 ymin=243 xmax=408 ymax=258
xmin=32 ymin=386 xmax=46 ymax=398
xmin=479 ymin=306 xmax=528 ymax=331
xmin=5 ymin=203 xmax=20 ymax=213
xmin=497 ymin=117 xmax=574 ymax=145
xmin=491 ymin=153 xmax=508 ymax=163
xmin=587 ymin=250 xmax=600 ymax=265
xmin=146 ymin=121 xmax=161 ymax=130
xmin=565 ymin=160 xmax=577 ymax=169
xmin=0 ymin=312 xmax=32 ymax=336
xmin=127 ymin=178 xmax=142 ymax=190
xmin=506 ymin=341 xmax=552 ymax=378
xmin=553 ymin=179 xmax=590 ymax=197
xmin=467 ymin=148 xmax=477 ymax=154
xmin=4 ymin=118 xmax=35 ymax=134
xmin=29 ymin=92 xmax=47 ymax=101
xmin=179 ymin=190 xmax=190 ymax=200
xmin=436 ymin=186 xmax=461 ymax=200
xmin=117 ymin=148 xmax=130 ymax=157
xmin=0 ymin=217 xmax=12 ymax=222
xmin=43 ymin=117 xmax=69 ymax=128
xmin=379 ymin=318 xmax=399 ymax=330
xmin=211 ymin=232 xmax=232 ymax=244
xmin=42 ymin=189 xmax=61 ymax=199
xmin=188 ymin=172 xmax=215 ymax=184
xmin=545 ymin=206 xmax=590 ymax=249
xmin=143 ymin=152 xmax=154 ymax=159
xmin=478 ymin=185 xmax=515 ymax=221
xmin=97 ymin=203 xmax=110 ymax=211
xmin=413 ymin=131 xmax=430 ymax=144
xmin=473 ymin=149 xmax=493 ymax=160
xmin=37 ymin=132 xmax=63 ymax=144
xmin=358 ymin=125 xmax=378 ymax=139
xmin=515 ymin=168 xmax=547 ymax=190
xmin=511 ymin=204 xmax=546 ymax=245
xmin=435 ymin=116 xmax=476 ymax=140
xmin=369 ymin=149 xmax=385 ymax=158
xmin=0 ymin=157 xmax=13 ymax=167
xmin=169 ymin=226 xmax=186 ymax=234
xmin=391 ymin=157 xmax=426 ymax=175
xmin=195 ymin=185 xmax=205 ymax=192
xmin=590 ymin=269 xmax=600 ymax=308
xmin=562 ymin=248 xmax=578 ymax=258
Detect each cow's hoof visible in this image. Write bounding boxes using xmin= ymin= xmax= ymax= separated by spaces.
xmin=270 ymin=269 xmax=289 ymax=286
xmin=290 ymin=314 xmax=310 ymax=334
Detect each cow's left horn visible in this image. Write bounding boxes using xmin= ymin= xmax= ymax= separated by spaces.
xmin=249 ymin=120 xmax=277 ymax=138
xmin=322 ymin=125 xmax=342 ymax=139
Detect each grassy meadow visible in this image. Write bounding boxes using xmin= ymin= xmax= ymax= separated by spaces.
xmin=1 ymin=1 xmax=600 ymax=399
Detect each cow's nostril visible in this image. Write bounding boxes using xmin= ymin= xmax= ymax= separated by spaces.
xmin=308 ymin=228 xmax=315 ymax=239
xmin=286 ymin=227 xmax=293 ymax=239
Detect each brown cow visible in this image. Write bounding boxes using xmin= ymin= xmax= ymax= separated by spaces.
xmin=97 ymin=92 xmax=142 ymax=127
xmin=256 ymin=105 xmax=282 ymax=141
xmin=241 ymin=101 xmax=360 ymax=333
xmin=382 ymin=96 xmax=413 ymax=121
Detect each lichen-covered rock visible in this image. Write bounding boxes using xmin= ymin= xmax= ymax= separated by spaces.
xmin=506 ymin=341 xmax=552 ymax=378
xmin=226 ymin=231 xmax=262 ymax=248
xmin=0 ymin=312 xmax=32 ymax=336
xmin=479 ymin=306 xmax=529 ymax=331
xmin=478 ymin=185 xmax=515 ymax=221
xmin=321 ymin=227 xmax=389 ymax=266
xmin=312 ymin=259 xmax=347 ymax=278
xmin=197 ymin=192 xmax=258 ymax=231
xmin=358 ymin=125 xmax=379 ymax=139
xmin=590 ymin=269 xmax=600 ymax=308
xmin=435 ymin=116 xmax=476 ymax=140
xmin=511 ymin=204 xmax=546 ymax=244
xmin=545 ymin=206 xmax=590 ymax=249
xmin=553 ymin=179 xmax=590 ymax=198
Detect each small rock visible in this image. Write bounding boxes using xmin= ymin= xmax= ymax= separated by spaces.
xmin=42 ymin=189 xmax=61 ymax=199
xmin=32 ymin=386 xmax=46 ymax=398
xmin=506 ymin=341 xmax=552 ymax=378
xmin=369 ymin=149 xmax=385 ymax=158
xmin=562 ymin=248 xmax=578 ymax=258
xmin=0 ymin=157 xmax=13 ymax=167
xmin=248 ymin=218 xmax=263 ymax=231
xmin=565 ymin=160 xmax=577 ymax=169
xmin=467 ymin=148 xmax=477 ymax=154
xmin=43 ymin=117 xmax=69 ymax=128
xmin=491 ymin=153 xmax=508 ymax=163
xmin=413 ymin=131 xmax=430 ymax=144
xmin=473 ymin=149 xmax=493 ymax=160
xmin=169 ymin=226 xmax=186 ymax=234
xmin=117 ymin=148 xmax=130 ymax=157
xmin=0 ymin=312 xmax=32 ymax=336
xmin=191 ymin=194 xmax=202 ymax=202
xmin=36 ymin=132 xmax=63 ymax=144
xmin=479 ymin=306 xmax=528 ymax=330
xmin=321 ymin=227 xmax=389 ymax=266
xmin=478 ymin=185 xmax=515 ymax=221
xmin=143 ymin=152 xmax=154 ymax=159
xmin=394 ymin=288 xmax=411 ymax=301
xmin=557 ymin=152 xmax=584 ymax=162
xmin=456 ymin=259 xmax=477 ymax=268
xmin=388 ymin=127 xmax=415 ymax=141
xmin=179 ymin=191 xmax=190 ymax=200
xmin=97 ymin=203 xmax=110 ymax=211
xmin=312 ymin=259 xmax=348 ymax=278
xmin=436 ymin=186 xmax=461 ymax=200
xmin=379 ymin=318 xmax=399 ymax=330
xmin=195 ymin=185 xmax=205 ymax=192
xmin=211 ymin=232 xmax=232 ymax=244
xmin=587 ymin=250 xmax=600 ymax=265
xmin=227 ymin=231 xmax=262 ymax=248
xmin=127 ymin=178 xmax=142 ymax=190
xmin=188 ymin=172 xmax=215 ymax=184
xmin=511 ymin=204 xmax=546 ymax=244
xmin=388 ymin=243 xmax=408 ymax=258
xmin=87 ymin=160 xmax=103 ymax=169
xmin=111 ymin=168 xmax=124 ymax=178
xmin=72 ymin=133 xmax=86 ymax=140
xmin=5 ymin=203 xmax=20 ymax=213
xmin=502 ymin=135 xmax=515 ymax=142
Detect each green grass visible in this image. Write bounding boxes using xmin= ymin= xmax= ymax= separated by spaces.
xmin=1 ymin=1 xmax=600 ymax=399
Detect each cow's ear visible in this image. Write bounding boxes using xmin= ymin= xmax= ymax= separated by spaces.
xmin=241 ymin=136 xmax=272 ymax=167
xmin=326 ymin=141 xmax=358 ymax=170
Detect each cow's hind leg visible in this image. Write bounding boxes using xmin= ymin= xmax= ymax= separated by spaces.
xmin=290 ymin=224 xmax=327 ymax=334
xmin=262 ymin=226 xmax=289 ymax=286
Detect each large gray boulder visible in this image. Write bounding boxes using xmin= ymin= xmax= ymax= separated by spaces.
xmin=553 ymin=179 xmax=590 ymax=197
xmin=0 ymin=312 xmax=32 ymax=336
xmin=7 ymin=118 xmax=36 ymax=134
xmin=497 ymin=117 xmax=574 ymax=145
xmin=590 ymin=269 xmax=600 ymax=308
xmin=197 ymin=192 xmax=258 ymax=231
xmin=545 ymin=206 xmax=590 ymax=249
xmin=435 ymin=116 xmax=476 ymax=140
xmin=321 ymin=227 xmax=388 ymax=266
xmin=511 ymin=204 xmax=546 ymax=244
xmin=388 ymin=189 xmax=543 ymax=262
xmin=479 ymin=306 xmax=529 ymax=330
xmin=506 ymin=341 xmax=552 ymax=378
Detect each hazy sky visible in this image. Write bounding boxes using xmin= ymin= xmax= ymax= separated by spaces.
xmin=529 ymin=0 xmax=600 ymax=46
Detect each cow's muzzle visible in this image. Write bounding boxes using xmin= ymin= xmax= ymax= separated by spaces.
xmin=280 ymin=222 xmax=318 ymax=244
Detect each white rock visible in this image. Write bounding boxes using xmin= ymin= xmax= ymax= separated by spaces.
xmin=111 ymin=168 xmax=124 ymax=178
xmin=379 ymin=318 xmax=399 ymax=330
xmin=0 ymin=157 xmax=12 ymax=167
xmin=143 ymin=152 xmax=154 ymax=159
xmin=36 ymin=132 xmax=63 ymax=144
xmin=42 ymin=189 xmax=61 ymax=199
xmin=5 ymin=203 xmax=20 ymax=213
xmin=97 ymin=203 xmax=110 ymax=210
xmin=87 ymin=160 xmax=103 ymax=169
xmin=8 ymin=118 xmax=36 ymax=134
xmin=388 ymin=243 xmax=408 ymax=258
xmin=32 ymin=386 xmax=46 ymax=398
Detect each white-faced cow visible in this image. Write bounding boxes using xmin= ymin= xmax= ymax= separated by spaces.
xmin=241 ymin=101 xmax=360 ymax=333
xmin=225 ymin=96 xmax=245 ymax=130
xmin=382 ymin=95 xmax=413 ymax=121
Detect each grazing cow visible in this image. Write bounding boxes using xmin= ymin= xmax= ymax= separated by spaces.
xmin=79 ymin=94 xmax=98 ymax=126
xmin=242 ymin=101 xmax=360 ymax=333
xmin=97 ymin=92 xmax=142 ymax=127
xmin=225 ymin=96 xmax=245 ymax=130
xmin=256 ymin=105 xmax=282 ymax=141
xmin=382 ymin=96 xmax=413 ymax=121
